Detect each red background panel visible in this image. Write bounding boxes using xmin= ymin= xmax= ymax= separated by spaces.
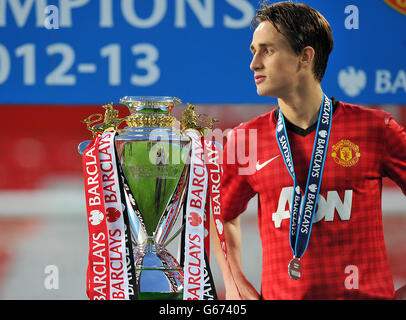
xmin=0 ymin=104 xmax=405 ymax=190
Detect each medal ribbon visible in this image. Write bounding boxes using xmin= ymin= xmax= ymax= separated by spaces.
xmin=276 ymin=94 xmax=333 ymax=259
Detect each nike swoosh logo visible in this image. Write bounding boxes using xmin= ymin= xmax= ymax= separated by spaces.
xmin=256 ymin=155 xmax=280 ymax=171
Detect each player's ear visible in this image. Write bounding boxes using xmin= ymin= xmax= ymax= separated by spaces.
xmin=299 ymin=46 xmax=315 ymax=68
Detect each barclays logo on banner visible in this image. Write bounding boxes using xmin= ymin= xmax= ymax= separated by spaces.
xmin=375 ymin=69 xmax=406 ymax=95
xmin=337 ymin=67 xmax=406 ymax=99
xmin=338 ymin=67 xmax=367 ymax=98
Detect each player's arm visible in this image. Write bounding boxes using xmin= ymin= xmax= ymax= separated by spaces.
xmin=213 ymin=125 xmax=260 ymax=299
xmin=211 ymin=214 xmax=260 ymax=300
xmin=382 ymin=114 xmax=406 ymax=194
xmin=381 ymin=114 xmax=406 ymax=299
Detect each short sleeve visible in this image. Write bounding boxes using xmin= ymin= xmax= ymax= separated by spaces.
xmin=221 ymin=127 xmax=257 ymax=221
xmin=382 ymin=114 xmax=406 ymax=195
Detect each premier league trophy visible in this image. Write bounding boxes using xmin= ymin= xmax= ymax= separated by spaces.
xmin=79 ymin=96 xmax=217 ymax=300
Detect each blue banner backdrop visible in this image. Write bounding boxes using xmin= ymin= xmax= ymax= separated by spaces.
xmin=0 ymin=0 xmax=405 ymax=104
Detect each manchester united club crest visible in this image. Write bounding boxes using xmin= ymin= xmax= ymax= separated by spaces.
xmin=384 ymin=0 xmax=406 ymax=16
xmin=331 ymin=140 xmax=361 ymax=167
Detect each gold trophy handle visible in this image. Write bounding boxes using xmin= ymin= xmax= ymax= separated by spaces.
xmin=82 ymin=113 xmax=104 ymax=136
xmin=82 ymin=103 xmax=127 ymax=136
xmin=180 ymin=103 xmax=218 ymax=134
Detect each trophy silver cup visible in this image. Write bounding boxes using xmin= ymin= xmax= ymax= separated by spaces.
xmin=116 ymin=96 xmax=190 ymax=300
xmin=79 ymin=96 xmax=216 ymax=300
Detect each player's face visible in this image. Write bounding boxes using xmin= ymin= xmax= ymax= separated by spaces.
xmin=250 ymin=21 xmax=301 ymax=98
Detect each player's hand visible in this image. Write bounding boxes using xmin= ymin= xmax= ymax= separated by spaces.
xmin=225 ymin=275 xmax=261 ymax=300
xmin=394 ymin=285 xmax=406 ymax=300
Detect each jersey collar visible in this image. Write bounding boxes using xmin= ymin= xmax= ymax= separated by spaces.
xmin=274 ymin=98 xmax=339 ymax=137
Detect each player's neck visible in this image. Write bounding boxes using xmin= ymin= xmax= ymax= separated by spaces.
xmin=277 ymin=84 xmax=324 ymax=130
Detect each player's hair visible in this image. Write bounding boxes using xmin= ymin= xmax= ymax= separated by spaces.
xmin=252 ymin=1 xmax=334 ymax=83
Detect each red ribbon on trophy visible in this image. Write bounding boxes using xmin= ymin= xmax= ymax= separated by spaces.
xmin=82 ymin=134 xmax=111 ymax=300
xmin=83 ymin=128 xmax=238 ymax=300
xmin=183 ymin=130 xmax=209 ymax=300
xmin=82 ymin=131 xmax=134 ymax=300
xmin=203 ymin=136 xmax=242 ymax=299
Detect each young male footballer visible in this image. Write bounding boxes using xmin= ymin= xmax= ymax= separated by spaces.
xmin=213 ymin=1 xmax=406 ymax=300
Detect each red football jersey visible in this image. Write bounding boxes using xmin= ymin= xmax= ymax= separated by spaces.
xmin=222 ymin=99 xmax=406 ymax=299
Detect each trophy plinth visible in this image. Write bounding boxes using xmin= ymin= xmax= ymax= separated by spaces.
xmin=134 ymin=242 xmax=184 ymax=300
